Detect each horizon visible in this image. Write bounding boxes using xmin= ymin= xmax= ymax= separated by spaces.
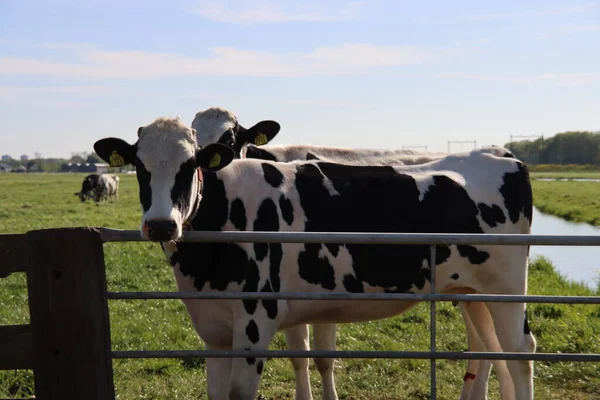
xmin=1 ymin=0 xmax=599 ymax=159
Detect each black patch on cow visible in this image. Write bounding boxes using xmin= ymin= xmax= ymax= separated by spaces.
xmin=478 ymin=203 xmax=506 ymax=228
xmin=306 ymin=152 xmax=320 ymax=161
xmin=246 ymin=320 xmax=259 ymax=344
xmin=135 ymin=157 xmax=152 ymax=212
xmin=343 ymin=274 xmax=364 ymax=293
xmin=457 ymin=245 xmax=490 ymax=264
xmin=503 ymin=152 xmax=515 ymax=158
xmin=499 ymin=162 xmax=533 ymax=224
xmin=298 ymin=243 xmax=336 ymax=290
xmin=279 ymin=195 xmax=294 ymax=226
xmin=524 ymin=311 xmax=531 ymax=334
xmin=256 ymin=360 xmax=264 ymax=375
xmin=171 ymin=158 xmax=196 ymax=214
xmin=325 ymin=243 xmax=340 ymax=257
xmin=294 ymin=163 xmax=484 ymax=293
xmin=253 ymin=198 xmax=279 ymax=261
xmin=217 ymin=129 xmax=235 ymax=148
xmin=242 ymin=258 xmax=260 ymax=315
xmin=262 ymin=163 xmax=284 ymax=188
xmin=450 ymin=273 xmax=459 ymax=280
xmin=169 ymin=172 xmax=258 ymax=313
xmin=245 ymin=347 xmax=255 ymax=365
xmin=269 ymin=243 xmax=282 ymax=292
xmin=230 ymin=198 xmax=247 ymax=231
xmin=245 ymin=145 xmax=277 ymax=161
xmin=260 ymin=281 xmax=278 ymax=319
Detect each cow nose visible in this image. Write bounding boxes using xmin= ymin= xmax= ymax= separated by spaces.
xmin=146 ymin=219 xmax=178 ymax=242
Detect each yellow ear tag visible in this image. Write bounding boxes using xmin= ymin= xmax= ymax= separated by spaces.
xmin=109 ymin=151 xmax=124 ymax=167
xmin=208 ymin=153 xmax=221 ymax=168
xmin=254 ymin=133 xmax=268 ymax=145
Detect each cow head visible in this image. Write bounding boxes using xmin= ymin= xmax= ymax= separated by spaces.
xmin=75 ymin=174 xmax=99 ymax=202
xmin=191 ymin=106 xmax=280 ymax=157
xmin=93 ymin=117 xmax=235 ymax=241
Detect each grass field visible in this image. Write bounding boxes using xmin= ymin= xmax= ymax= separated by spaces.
xmin=1 ymin=173 xmax=599 ymax=399
xmin=529 ymin=164 xmax=600 ymax=180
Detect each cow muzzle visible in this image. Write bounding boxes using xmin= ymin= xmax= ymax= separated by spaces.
xmin=144 ymin=219 xmax=179 ymax=242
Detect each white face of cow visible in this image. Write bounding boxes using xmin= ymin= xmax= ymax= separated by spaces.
xmin=191 ymin=107 xmax=238 ymax=149
xmin=135 ymin=118 xmax=200 ymax=240
xmin=191 ymin=106 xmax=282 ymax=156
xmin=93 ymin=117 xmax=235 ymax=242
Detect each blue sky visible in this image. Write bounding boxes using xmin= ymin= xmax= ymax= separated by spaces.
xmin=1 ymin=0 xmax=599 ymax=158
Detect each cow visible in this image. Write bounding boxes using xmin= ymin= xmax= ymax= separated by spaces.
xmin=191 ymin=107 xmax=513 ymax=166
xmin=94 ymin=117 xmax=535 ymax=400
xmin=92 ymin=174 xmax=120 ymax=203
xmin=75 ymin=173 xmax=119 ymax=204
xmin=74 ymin=173 xmax=100 ymax=202
xmin=191 ymin=107 xmax=517 ymax=400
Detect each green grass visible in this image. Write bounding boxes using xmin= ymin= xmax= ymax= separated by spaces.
xmin=532 ymin=180 xmax=600 ymax=226
xmin=1 ymin=173 xmax=599 ymax=399
xmin=529 ymin=164 xmax=600 ymax=179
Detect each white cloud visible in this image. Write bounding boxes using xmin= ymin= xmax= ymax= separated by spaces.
xmin=0 ymin=42 xmax=452 ymax=79
xmin=539 ymin=24 xmax=600 ymax=39
xmin=438 ymin=72 xmax=600 ymax=87
xmin=455 ymin=2 xmax=598 ymax=22
xmin=0 ymin=85 xmax=127 ymax=103
xmin=189 ymin=0 xmax=366 ymax=24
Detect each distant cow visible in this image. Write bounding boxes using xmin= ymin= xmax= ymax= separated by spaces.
xmin=191 ymin=107 xmax=517 ymax=400
xmin=74 ymin=174 xmax=100 ymax=202
xmin=74 ymin=173 xmax=119 ymax=204
xmin=94 ymin=117 xmax=535 ymax=400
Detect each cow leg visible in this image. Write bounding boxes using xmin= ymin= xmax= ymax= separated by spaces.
xmin=284 ymin=324 xmax=313 ymax=400
xmin=486 ymin=302 xmax=536 ymax=400
xmin=461 ymin=300 xmax=515 ymax=400
xmin=459 ymin=301 xmax=512 ymax=400
xmin=313 ymin=324 xmax=338 ymax=400
xmin=458 ymin=302 xmax=489 ymax=400
xmin=229 ymin=318 xmax=279 ymax=400
xmin=206 ymin=348 xmax=233 ymax=400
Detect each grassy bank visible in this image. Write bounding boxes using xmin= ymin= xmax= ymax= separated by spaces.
xmin=532 ymin=180 xmax=600 ymax=225
xmin=529 ymin=164 xmax=600 ymax=179
xmin=1 ymin=174 xmax=599 ymax=399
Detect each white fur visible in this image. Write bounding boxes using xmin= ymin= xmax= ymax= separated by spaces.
xmin=191 ymin=107 xmax=238 ymax=148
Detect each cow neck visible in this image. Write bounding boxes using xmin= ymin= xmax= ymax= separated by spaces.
xmin=183 ymin=168 xmax=203 ymax=231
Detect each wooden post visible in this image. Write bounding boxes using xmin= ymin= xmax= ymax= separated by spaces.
xmin=26 ymin=227 xmax=115 ymax=400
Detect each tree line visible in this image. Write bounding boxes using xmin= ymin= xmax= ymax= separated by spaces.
xmin=505 ymin=131 xmax=600 ymax=165
xmin=1 ymin=152 xmax=104 ymax=172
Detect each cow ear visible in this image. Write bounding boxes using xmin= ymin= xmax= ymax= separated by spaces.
xmin=94 ymin=138 xmax=136 ymax=167
xmin=196 ymin=143 xmax=235 ymax=171
xmin=235 ymin=120 xmax=280 ymax=150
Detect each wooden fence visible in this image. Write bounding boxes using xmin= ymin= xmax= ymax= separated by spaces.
xmin=1 ymin=228 xmax=114 ymax=400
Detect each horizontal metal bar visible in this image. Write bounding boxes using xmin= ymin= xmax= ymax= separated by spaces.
xmin=107 ymin=291 xmax=600 ymax=304
xmin=98 ymin=228 xmax=600 ymax=246
xmin=111 ymin=349 xmax=600 ymax=362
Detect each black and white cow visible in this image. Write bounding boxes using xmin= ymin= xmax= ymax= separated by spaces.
xmin=75 ymin=173 xmax=119 ymax=204
xmin=94 ymin=117 xmax=535 ymax=400
xmin=74 ymin=173 xmax=100 ymax=202
xmin=191 ymin=107 xmax=518 ymax=400
xmin=93 ymin=174 xmax=120 ymax=203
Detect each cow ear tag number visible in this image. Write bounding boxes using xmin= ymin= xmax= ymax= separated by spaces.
xmin=254 ymin=133 xmax=268 ymax=146
xmin=209 ymin=153 xmax=221 ymax=168
xmin=109 ymin=151 xmax=124 ymax=167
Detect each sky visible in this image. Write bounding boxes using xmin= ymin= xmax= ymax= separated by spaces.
xmin=1 ymin=0 xmax=599 ymax=159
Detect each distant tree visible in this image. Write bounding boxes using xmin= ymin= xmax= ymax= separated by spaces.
xmin=86 ymin=152 xmax=102 ymax=163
